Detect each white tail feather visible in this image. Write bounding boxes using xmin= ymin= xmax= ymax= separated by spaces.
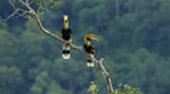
xmin=87 ymin=62 xmax=94 ymax=67
xmin=62 ymin=54 xmax=70 ymax=59
xmin=63 ymin=43 xmax=70 ymax=59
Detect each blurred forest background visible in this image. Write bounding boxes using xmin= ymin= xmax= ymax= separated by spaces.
xmin=0 ymin=0 xmax=170 ymax=94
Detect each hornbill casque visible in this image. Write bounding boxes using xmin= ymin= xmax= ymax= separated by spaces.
xmin=84 ymin=34 xmax=99 ymax=67
xmin=61 ymin=15 xmax=72 ymax=59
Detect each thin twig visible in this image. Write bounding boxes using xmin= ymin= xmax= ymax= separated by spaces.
xmin=1 ymin=0 xmax=31 ymax=21
xmin=19 ymin=8 xmax=30 ymax=13
xmin=16 ymin=12 xmax=29 ymax=19
xmin=9 ymin=0 xmax=16 ymax=9
xmin=3 ymin=9 xmax=20 ymax=21
xmin=0 ymin=0 xmax=17 ymax=21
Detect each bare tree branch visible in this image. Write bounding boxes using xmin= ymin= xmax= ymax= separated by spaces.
xmin=2 ymin=9 xmax=20 ymax=21
xmin=96 ymin=58 xmax=114 ymax=94
xmin=0 ymin=0 xmax=31 ymax=21
xmin=19 ymin=8 xmax=30 ymax=13
xmin=9 ymin=0 xmax=16 ymax=9
xmin=6 ymin=0 xmax=115 ymax=93
xmin=0 ymin=0 xmax=17 ymax=21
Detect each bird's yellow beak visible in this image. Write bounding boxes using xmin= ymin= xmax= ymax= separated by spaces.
xmin=63 ymin=15 xmax=68 ymax=21
xmin=63 ymin=15 xmax=69 ymax=29
xmin=86 ymin=34 xmax=99 ymax=41
xmin=91 ymin=35 xmax=99 ymax=41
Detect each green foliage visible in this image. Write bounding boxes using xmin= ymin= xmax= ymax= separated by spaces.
xmin=32 ymin=0 xmax=57 ymax=9
xmin=88 ymin=81 xmax=99 ymax=94
xmin=88 ymin=82 xmax=142 ymax=94
xmin=113 ymin=84 xmax=142 ymax=94
xmin=30 ymin=71 xmax=71 ymax=94
xmin=0 ymin=66 xmax=24 ymax=94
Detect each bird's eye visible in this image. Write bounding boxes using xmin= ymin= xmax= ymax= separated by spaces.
xmin=87 ymin=38 xmax=91 ymax=41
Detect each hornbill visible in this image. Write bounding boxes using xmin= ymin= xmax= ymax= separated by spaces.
xmin=84 ymin=34 xmax=99 ymax=67
xmin=61 ymin=15 xmax=72 ymax=59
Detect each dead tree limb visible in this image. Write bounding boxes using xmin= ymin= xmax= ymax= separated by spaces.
xmin=4 ymin=0 xmax=114 ymax=93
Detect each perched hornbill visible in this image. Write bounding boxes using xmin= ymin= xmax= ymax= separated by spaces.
xmin=84 ymin=34 xmax=99 ymax=67
xmin=61 ymin=15 xmax=72 ymax=59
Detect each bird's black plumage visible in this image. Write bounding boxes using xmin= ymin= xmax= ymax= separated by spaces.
xmin=83 ymin=34 xmax=98 ymax=67
xmin=61 ymin=28 xmax=72 ymax=41
xmin=84 ymin=44 xmax=95 ymax=55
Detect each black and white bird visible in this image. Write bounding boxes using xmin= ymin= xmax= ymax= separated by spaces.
xmin=61 ymin=15 xmax=72 ymax=59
